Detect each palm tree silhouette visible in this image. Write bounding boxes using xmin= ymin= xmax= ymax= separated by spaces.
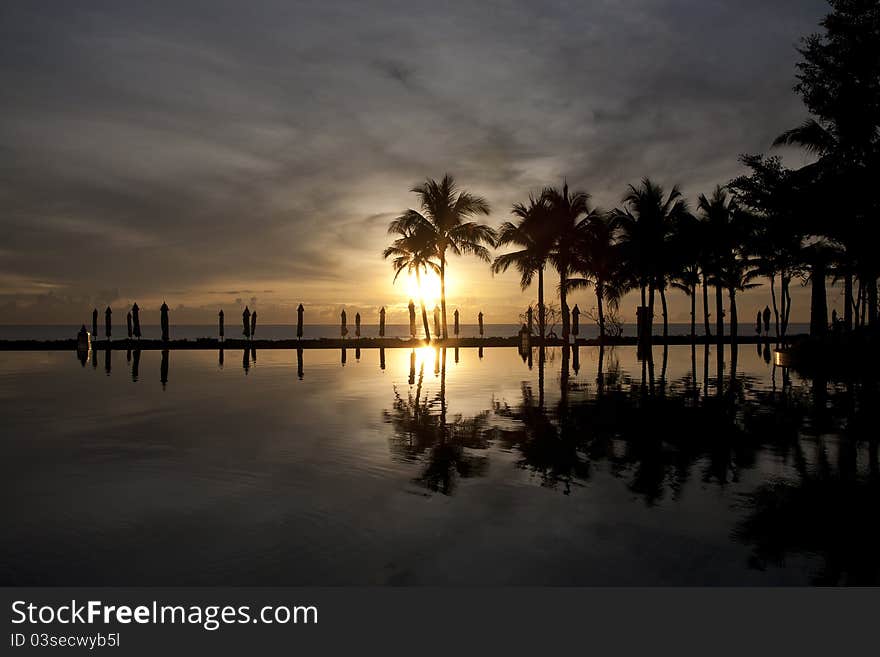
xmin=391 ymin=174 xmax=495 ymax=339
xmin=719 ymin=252 xmax=762 ymax=340
xmin=543 ymin=181 xmax=599 ymax=341
xmin=615 ymin=178 xmax=689 ymax=340
xmin=568 ymin=213 xmax=629 ymax=343
xmin=773 ymin=121 xmax=867 ymax=333
xmin=670 ymin=211 xmax=703 ymax=341
xmin=492 ymin=193 xmax=554 ymax=343
xmin=729 ymin=156 xmax=803 ymax=340
xmin=383 ymin=224 xmax=438 ymax=342
xmin=697 ymin=186 xmax=743 ymax=343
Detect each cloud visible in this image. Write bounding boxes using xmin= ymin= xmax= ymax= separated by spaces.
xmin=0 ymin=0 xmax=830 ymax=323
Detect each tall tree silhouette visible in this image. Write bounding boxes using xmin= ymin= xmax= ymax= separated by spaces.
xmin=568 ymin=213 xmax=629 ymax=342
xmin=729 ymin=156 xmax=803 ymax=339
xmin=543 ymin=181 xmax=599 ymax=341
xmin=383 ymin=224 xmax=438 ymax=342
xmin=719 ymin=251 xmax=762 ymax=340
xmin=772 ymin=0 xmax=880 ymax=328
xmin=670 ymin=212 xmax=704 ymax=342
xmin=697 ymin=186 xmax=745 ymax=342
xmin=615 ymin=178 xmax=689 ymax=339
xmin=391 ymin=175 xmax=494 ymax=339
xmin=492 ymin=193 xmax=554 ymax=342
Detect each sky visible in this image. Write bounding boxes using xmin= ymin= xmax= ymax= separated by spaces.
xmin=0 ymin=0 xmax=836 ymax=326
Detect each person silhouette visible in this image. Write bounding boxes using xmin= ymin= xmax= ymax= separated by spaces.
xmin=762 ymin=306 xmax=771 ymax=335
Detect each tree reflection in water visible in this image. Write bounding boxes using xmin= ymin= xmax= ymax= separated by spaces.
xmin=384 ymin=348 xmax=491 ymax=495
xmin=382 ymin=345 xmax=879 ymax=583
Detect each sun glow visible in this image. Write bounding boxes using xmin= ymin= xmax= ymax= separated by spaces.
xmin=402 ymin=270 xmax=443 ymax=309
xmin=413 ymin=345 xmax=438 ymax=373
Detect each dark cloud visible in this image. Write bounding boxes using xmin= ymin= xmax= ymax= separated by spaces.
xmin=0 ymin=0 xmax=830 ymax=323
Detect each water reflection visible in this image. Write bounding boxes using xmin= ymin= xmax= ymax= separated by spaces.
xmin=378 ymin=344 xmax=879 ymax=582
xmin=384 ymin=348 xmax=491 ymax=495
xmin=5 ymin=344 xmax=878 ymax=585
xmin=160 ymin=349 xmax=169 ymax=389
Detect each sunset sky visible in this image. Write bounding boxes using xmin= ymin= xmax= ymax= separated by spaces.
xmin=1 ymin=0 xmax=836 ymax=326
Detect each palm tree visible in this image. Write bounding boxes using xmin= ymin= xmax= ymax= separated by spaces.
xmin=492 ymin=194 xmax=554 ymax=342
xmin=719 ymin=253 xmax=762 ymax=341
xmin=383 ymin=224 xmax=439 ymax=341
xmin=392 ymin=175 xmax=495 ymax=339
xmin=670 ymin=213 xmax=703 ymax=342
xmin=729 ymin=155 xmax=804 ymax=340
xmin=543 ymin=182 xmax=599 ymax=341
xmin=568 ymin=213 xmax=629 ymax=343
xmin=697 ymin=186 xmax=743 ymax=343
xmin=773 ymin=120 xmax=868 ymax=332
xmin=615 ymin=178 xmax=689 ymax=340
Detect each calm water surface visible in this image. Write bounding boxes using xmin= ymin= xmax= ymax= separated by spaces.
xmin=1 ymin=344 xmax=877 ymax=585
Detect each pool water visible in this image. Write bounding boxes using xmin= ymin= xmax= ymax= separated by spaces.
xmin=1 ymin=344 xmax=877 ymax=585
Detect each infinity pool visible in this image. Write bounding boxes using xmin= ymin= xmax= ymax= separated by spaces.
xmin=1 ymin=344 xmax=877 ymax=585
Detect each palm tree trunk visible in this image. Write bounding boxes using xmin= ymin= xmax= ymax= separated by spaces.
xmin=596 ymin=284 xmax=605 ymax=344
xmin=702 ymin=273 xmax=711 ymax=338
xmin=780 ymin=275 xmax=787 ymax=338
xmin=858 ymin=278 xmax=866 ymax=327
xmin=439 ymin=254 xmax=448 ymax=340
xmin=782 ymin=276 xmax=792 ymax=337
xmin=660 ymin=285 xmax=668 ymax=341
xmin=416 ymin=270 xmax=431 ymax=342
xmin=690 ymin=283 xmax=696 ymax=343
xmin=560 ymin=269 xmax=569 ymax=341
xmin=728 ymin=288 xmax=738 ymax=342
xmin=810 ymin=259 xmax=828 ymax=338
xmin=770 ymin=273 xmax=780 ymax=341
xmin=639 ymin=282 xmax=648 ymax=345
xmin=538 ymin=267 xmax=545 ymax=343
xmin=844 ymin=271 xmax=853 ymax=332
xmin=648 ymin=280 xmax=655 ymax=339
xmin=868 ymin=277 xmax=878 ymax=328
xmin=715 ymin=282 xmax=724 ymax=344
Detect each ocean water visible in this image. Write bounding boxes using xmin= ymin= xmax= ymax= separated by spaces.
xmin=1 ymin=343 xmax=876 ymax=585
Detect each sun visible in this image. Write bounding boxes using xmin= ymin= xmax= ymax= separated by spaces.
xmin=402 ymin=270 xmax=442 ymax=308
